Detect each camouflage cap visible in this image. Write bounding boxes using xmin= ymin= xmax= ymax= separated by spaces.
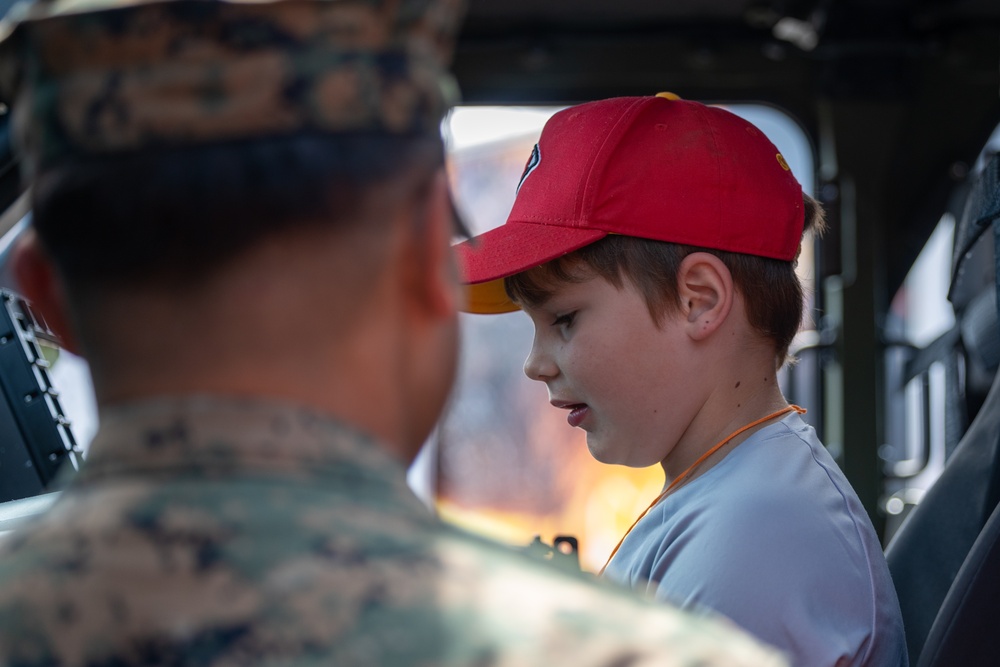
xmin=0 ymin=0 xmax=465 ymax=176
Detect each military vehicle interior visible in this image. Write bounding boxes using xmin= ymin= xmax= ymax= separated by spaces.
xmin=0 ymin=0 xmax=997 ymax=665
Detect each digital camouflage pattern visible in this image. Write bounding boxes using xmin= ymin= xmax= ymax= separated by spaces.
xmin=0 ymin=396 xmax=789 ymax=667
xmin=0 ymin=0 xmax=463 ymax=175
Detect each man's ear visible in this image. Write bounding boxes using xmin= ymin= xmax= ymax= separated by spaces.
xmin=400 ymin=169 xmax=460 ymax=321
xmin=677 ymin=251 xmax=734 ymax=341
xmin=12 ymin=228 xmax=82 ymax=355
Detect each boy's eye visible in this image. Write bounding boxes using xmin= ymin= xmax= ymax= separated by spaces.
xmin=552 ymin=312 xmax=576 ymax=329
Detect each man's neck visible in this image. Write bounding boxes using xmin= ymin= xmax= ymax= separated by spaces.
xmin=82 ymin=253 xmax=418 ymax=465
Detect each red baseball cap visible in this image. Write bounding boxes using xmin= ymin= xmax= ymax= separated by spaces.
xmin=454 ymin=93 xmax=805 ymax=314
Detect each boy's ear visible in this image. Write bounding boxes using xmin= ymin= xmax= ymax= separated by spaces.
xmin=12 ymin=228 xmax=82 ymax=355
xmin=676 ymin=251 xmax=735 ymax=341
xmin=399 ymin=170 xmax=460 ymax=321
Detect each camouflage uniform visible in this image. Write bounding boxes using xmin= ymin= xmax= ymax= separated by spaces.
xmin=0 ymin=396 xmax=787 ymax=666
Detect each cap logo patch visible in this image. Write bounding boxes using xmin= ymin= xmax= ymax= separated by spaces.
xmin=517 ymin=144 xmax=541 ymax=194
xmin=776 ymin=153 xmax=791 ymax=171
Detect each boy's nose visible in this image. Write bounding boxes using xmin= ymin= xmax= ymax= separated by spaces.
xmin=523 ymin=339 xmax=558 ymax=382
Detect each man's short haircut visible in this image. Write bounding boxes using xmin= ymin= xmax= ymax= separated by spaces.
xmin=505 ymin=194 xmax=827 ymax=366
xmin=31 ymin=129 xmax=445 ymax=297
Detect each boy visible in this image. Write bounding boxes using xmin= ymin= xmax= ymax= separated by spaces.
xmin=455 ymin=94 xmax=908 ymax=667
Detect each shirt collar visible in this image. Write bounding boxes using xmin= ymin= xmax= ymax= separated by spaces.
xmin=76 ymin=395 xmax=416 ymax=498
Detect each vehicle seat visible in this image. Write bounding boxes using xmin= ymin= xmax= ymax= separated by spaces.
xmin=884 ymin=151 xmax=1000 ymax=665
xmin=885 ymin=362 xmax=1000 ymax=662
xmin=916 ymin=498 xmax=1000 ymax=666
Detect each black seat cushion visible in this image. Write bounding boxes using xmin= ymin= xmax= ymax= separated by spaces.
xmin=885 ymin=366 xmax=1000 ymax=660
xmin=917 ymin=498 xmax=1000 ymax=666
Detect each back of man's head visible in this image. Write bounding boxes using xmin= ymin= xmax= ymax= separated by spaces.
xmin=0 ymin=0 xmax=467 ymax=452
xmin=3 ymin=0 xmax=463 ymax=295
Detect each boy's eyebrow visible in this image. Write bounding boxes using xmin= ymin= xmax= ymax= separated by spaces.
xmin=514 ymin=281 xmax=568 ymax=311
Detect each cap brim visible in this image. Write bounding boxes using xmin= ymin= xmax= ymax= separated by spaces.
xmin=463 ymin=278 xmax=520 ymax=314
xmin=454 ymin=221 xmax=607 ymax=314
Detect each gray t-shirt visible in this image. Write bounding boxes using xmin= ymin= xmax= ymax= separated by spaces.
xmin=604 ymin=413 xmax=908 ymax=667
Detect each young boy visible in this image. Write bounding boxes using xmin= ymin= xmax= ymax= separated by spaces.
xmin=454 ymin=94 xmax=908 ymax=667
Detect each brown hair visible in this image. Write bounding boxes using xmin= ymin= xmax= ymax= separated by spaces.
xmin=505 ymin=194 xmax=826 ymax=366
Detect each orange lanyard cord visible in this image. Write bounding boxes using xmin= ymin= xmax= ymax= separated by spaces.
xmin=598 ymin=404 xmax=806 ymax=576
